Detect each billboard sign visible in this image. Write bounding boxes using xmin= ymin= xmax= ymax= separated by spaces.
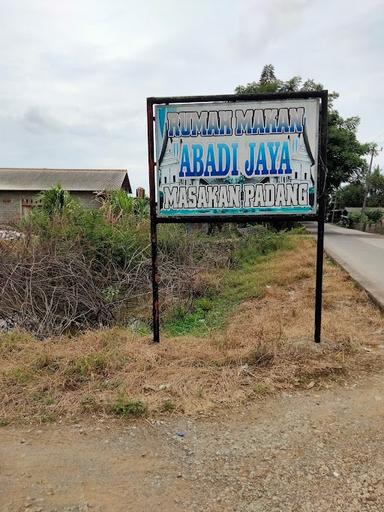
xmin=155 ymin=98 xmax=320 ymax=218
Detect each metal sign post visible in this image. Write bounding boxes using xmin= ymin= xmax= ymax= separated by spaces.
xmin=314 ymin=91 xmax=328 ymax=343
xmin=147 ymin=99 xmax=160 ymax=343
xmin=147 ymin=91 xmax=328 ymax=344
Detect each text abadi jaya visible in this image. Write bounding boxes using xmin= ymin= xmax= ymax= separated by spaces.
xmin=163 ymin=182 xmax=310 ymax=210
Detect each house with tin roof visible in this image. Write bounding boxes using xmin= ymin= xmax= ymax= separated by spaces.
xmin=0 ymin=168 xmax=131 ymax=224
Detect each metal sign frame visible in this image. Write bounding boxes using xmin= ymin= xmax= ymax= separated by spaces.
xmin=147 ymin=91 xmax=328 ymax=343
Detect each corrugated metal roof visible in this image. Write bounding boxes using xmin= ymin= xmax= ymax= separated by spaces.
xmin=0 ymin=168 xmax=131 ymax=193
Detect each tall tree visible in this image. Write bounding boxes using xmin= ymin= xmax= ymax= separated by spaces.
xmin=367 ymin=166 xmax=384 ymax=207
xmin=235 ymin=65 xmax=370 ymax=193
xmin=336 ymin=182 xmax=365 ymax=207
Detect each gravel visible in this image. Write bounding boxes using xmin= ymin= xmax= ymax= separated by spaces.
xmin=1 ymin=373 xmax=383 ymax=511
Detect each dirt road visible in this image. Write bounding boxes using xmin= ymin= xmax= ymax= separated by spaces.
xmin=1 ymin=372 xmax=384 ymax=512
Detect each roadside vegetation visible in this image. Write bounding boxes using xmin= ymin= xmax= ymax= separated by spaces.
xmin=348 ymin=208 xmax=383 ymax=227
xmin=0 ymin=227 xmax=383 ymax=424
xmin=0 ymin=186 xmax=301 ymax=338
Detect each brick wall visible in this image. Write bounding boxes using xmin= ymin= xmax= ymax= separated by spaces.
xmin=71 ymin=192 xmax=100 ymax=209
xmin=0 ymin=192 xmax=27 ymax=225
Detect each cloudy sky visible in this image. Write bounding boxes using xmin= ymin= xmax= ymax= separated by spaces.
xmin=1 ymin=0 xmax=383 ymax=191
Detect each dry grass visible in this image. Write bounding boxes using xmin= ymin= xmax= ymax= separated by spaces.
xmin=0 ymin=237 xmax=383 ymax=425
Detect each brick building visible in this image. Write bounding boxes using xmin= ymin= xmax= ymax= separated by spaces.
xmin=0 ymin=168 xmax=131 ymax=225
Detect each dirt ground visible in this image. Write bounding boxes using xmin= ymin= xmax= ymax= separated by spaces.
xmin=1 ymin=370 xmax=384 ymax=512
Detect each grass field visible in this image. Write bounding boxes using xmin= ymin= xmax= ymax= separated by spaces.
xmin=0 ymin=234 xmax=383 ymax=425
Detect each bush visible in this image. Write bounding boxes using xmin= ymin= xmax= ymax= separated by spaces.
xmin=110 ymin=396 xmax=147 ymax=417
xmin=366 ymin=209 xmax=384 ymax=225
xmin=0 ymin=188 xmax=292 ymax=337
xmin=348 ymin=209 xmax=383 ymax=226
xmin=348 ymin=212 xmax=363 ymax=225
xmin=37 ymin=184 xmax=75 ymax=216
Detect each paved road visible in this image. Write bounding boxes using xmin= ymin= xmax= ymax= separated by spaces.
xmin=307 ymin=222 xmax=384 ymax=308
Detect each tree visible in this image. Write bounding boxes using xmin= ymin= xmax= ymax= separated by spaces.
xmin=235 ymin=65 xmax=370 ymax=194
xmin=367 ymin=166 xmax=384 ymax=207
xmin=362 ymin=143 xmax=380 ymax=213
xmin=235 ymin=64 xmax=281 ymax=94
xmin=337 ymin=182 xmax=364 ymax=207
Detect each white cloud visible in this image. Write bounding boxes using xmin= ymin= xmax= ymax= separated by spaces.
xmin=0 ymin=0 xmax=383 ymax=188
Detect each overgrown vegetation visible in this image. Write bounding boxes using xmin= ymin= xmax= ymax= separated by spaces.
xmin=348 ymin=209 xmax=384 ymax=226
xmin=0 ymin=237 xmax=383 ymax=425
xmin=1 ymin=185 xmax=383 ymax=425
xmin=0 ymin=188 xmax=150 ymax=336
xmin=164 ymin=227 xmax=293 ymax=336
xmin=0 ymin=186 xmax=292 ymax=337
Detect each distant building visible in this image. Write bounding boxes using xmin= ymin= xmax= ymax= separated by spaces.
xmin=0 ymin=168 xmax=131 ymax=224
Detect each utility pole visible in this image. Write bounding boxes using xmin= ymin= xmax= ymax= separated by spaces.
xmin=362 ymin=144 xmax=380 ymax=216
xmin=331 ymin=190 xmax=337 ymax=224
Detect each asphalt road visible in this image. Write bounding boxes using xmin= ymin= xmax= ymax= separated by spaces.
xmin=306 ymin=222 xmax=384 ymax=309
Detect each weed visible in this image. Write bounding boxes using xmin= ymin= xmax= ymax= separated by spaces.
xmin=6 ymin=367 xmax=33 ymax=385
xmin=33 ymin=355 xmax=61 ymax=373
xmin=32 ymin=391 xmax=55 ymax=405
xmin=0 ymin=330 xmax=32 ymax=355
xmin=253 ymin=383 xmax=271 ymax=396
xmin=160 ymin=399 xmax=176 ymax=413
xmin=110 ymin=396 xmax=147 ymax=418
xmin=127 ymin=319 xmax=151 ymax=336
xmin=98 ymin=378 xmax=122 ymax=390
xmin=40 ymin=412 xmax=57 ymax=424
xmin=244 ymin=347 xmax=275 ymax=368
xmin=65 ymin=353 xmax=108 ymax=383
xmin=81 ymin=395 xmax=101 ymax=413
xmin=0 ymin=235 xmax=383 ymax=422
xmin=164 ymin=230 xmax=296 ymax=336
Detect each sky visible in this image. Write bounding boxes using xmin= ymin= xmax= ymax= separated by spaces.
xmin=1 ymin=0 xmax=383 ymax=191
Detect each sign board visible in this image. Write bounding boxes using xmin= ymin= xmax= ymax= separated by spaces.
xmin=147 ymin=92 xmax=328 ymax=344
xmin=155 ymin=98 xmax=320 ymax=218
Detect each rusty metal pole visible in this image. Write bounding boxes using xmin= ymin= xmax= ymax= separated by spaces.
xmin=314 ymin=91 xmax=328 ymax=343
xmin=147 ymin=98 xmax=160 ymax=342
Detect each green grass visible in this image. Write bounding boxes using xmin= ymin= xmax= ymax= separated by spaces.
xmin=6 ymin=367 xmax=34 ymax=385
xmin=40 ymin=412 xmax=57 ymax=424
xmin=0 ymin=330 xmax=33 ymax=356
xmin=110 ymin=396 xmax=148 ymax=418
xmin=164 ymin=230 xmax=296 ymax=337
xmin=160 ymin=399 xmax=176 ymax=413
xmin=32 ymin=391 xmax=55 ymax=405
xmin=64 ymin=353 xmax=108 ymax=382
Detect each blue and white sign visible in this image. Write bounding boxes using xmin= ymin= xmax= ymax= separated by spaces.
xmin=155 ymin=98 xmax=320 ymax=217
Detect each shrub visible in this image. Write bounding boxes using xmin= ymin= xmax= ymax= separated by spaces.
xmin=366 ymin=209 xmax=383 ymax=225
xmin=348 ymin=210 xmax=383 ymax=226
xmin=0 ymin=188 xmax=292 ymax=337
xmin=110 ymin=396 xmax=147 ymax=417
xmin=348 ymin=212 xmax=362 ymax=225
xmin=37 ymin=184 xmax=75 ymax=216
